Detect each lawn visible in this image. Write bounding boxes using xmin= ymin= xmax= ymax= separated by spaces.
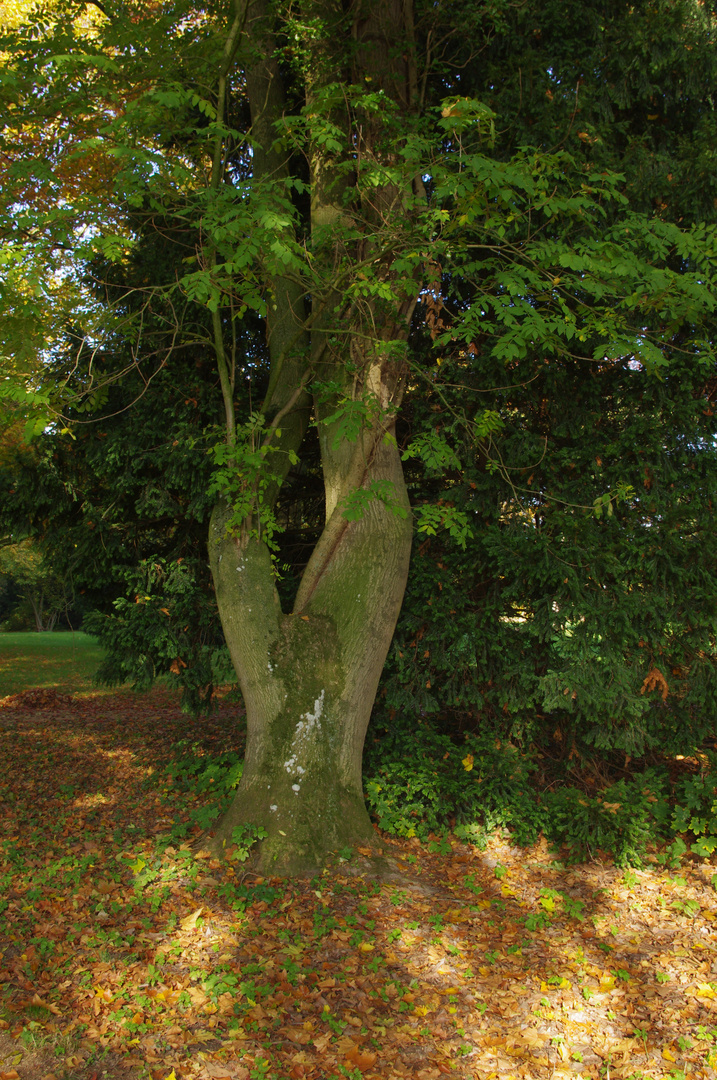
xmin=0 ymin=632 xmax=107 ymax=699
xmin=1 ymin=689 xmax=717 ymax=1080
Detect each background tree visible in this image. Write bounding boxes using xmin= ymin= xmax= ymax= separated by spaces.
xmin=366 ymin=0 xmax=717 ymax=822
xmin=1 ymin=0 xmax=716 ymax=873
xmin=0 ymin=539 xmax=69 ymax=631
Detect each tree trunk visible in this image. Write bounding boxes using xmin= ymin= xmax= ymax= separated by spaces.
xmin=207 ymin=429 xmax=412 ymax=875
xmin=204 ymin=0 xmax=417 ymax=874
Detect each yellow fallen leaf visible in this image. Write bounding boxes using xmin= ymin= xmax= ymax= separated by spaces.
xmin=357 ymin=942 xmax=374 ymax=952
xmin=180 ymin=907 xmax=204 ymax=931
xmin=462 ymin=753 xmax=474 ymax=771
xmin=662 ymin=1047 xmax=677 ymax=1062
xmin=414 ymin=1005 xmax=429 ymax=1016
xmin=444 ymin=908 xmax=467 ymax=922
xmin=696 ymin=983 xmax=716 ymax=998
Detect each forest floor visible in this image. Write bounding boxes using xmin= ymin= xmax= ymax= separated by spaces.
xmin=0 ymin=688 xmax=716 ymax=1080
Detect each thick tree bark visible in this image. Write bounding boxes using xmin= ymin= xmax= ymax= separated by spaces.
xmin=208 ymin=429 xmax=412 ymax=874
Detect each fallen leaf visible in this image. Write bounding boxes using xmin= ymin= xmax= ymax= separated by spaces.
xmin=180 ymin=907 xmax=204 ymax=930
xmin=346 ymin=1045 xmax=377 ymax=1070
xmin=29 ymin=992 xmax=61 ymax=1015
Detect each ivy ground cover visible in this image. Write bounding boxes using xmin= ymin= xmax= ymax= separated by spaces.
xmin=1 ymin=691 xmax=717 ymax=1080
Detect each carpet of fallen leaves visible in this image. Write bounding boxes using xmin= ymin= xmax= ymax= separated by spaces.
xmin=1 ymin=690 xmax=717 ymax=1080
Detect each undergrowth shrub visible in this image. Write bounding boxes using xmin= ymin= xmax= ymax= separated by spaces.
xmin=671 ymin=757 xmax=717 ymax=857
xmin=363 ymin=720 xmax=543 ymax=844
xmin=365 ymin=718 xmax=717 ymax=866
xmin=540 ymin=770 xmax=671 ymax=866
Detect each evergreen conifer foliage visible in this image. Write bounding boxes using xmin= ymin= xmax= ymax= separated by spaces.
xmin=1 ymin=0 xmax=716 ymax=870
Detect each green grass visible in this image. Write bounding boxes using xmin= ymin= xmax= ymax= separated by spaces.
xmin=0 ymin=631 xmax=106 ymax=697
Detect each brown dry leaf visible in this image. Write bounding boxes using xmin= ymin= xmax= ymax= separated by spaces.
xmin=283 ymin=1026 xmax=311 ymax=1045
xmin=517 ymin=1027 xmax=548 ymax=1048
xmin=640 ymin=665 xmax=669 ymax=700
xmin=196 ymin=1063 xmax=249 ymax=1080
xmin=188 ymin=986 xmax=209 ymax=1007
xmin=345 ymin=1045 xmax=377 ymax=1070
xmin=29 ymin=992 xmax=61 ymax=1015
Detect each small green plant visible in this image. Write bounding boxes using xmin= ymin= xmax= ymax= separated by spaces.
xmin=427 ymin=834 xmax=452 ymax=855
xmin=203 ymin=968 xmax=240 ymax=1000
xmin=524 ymin=911 xmax=551 ymax=931
xmin=539 ymin=887 xmax=560 ymax=911
xmin=229 ymin=823 xmax=268 ymax=861
xmin=561 ymin=894 xmax=586 ymax=921
xmin=671 ymin=766 xmax=717 ymax=857
xmin=463 ymin=873 xmax=483 ymax=896
xmin=657 ymin=838 xmax=688 ymax=868
xmin=671 ymin=897 xmax=700 ymax=918
xmin=249 ymin=1056 xmax=271 ymax=1079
